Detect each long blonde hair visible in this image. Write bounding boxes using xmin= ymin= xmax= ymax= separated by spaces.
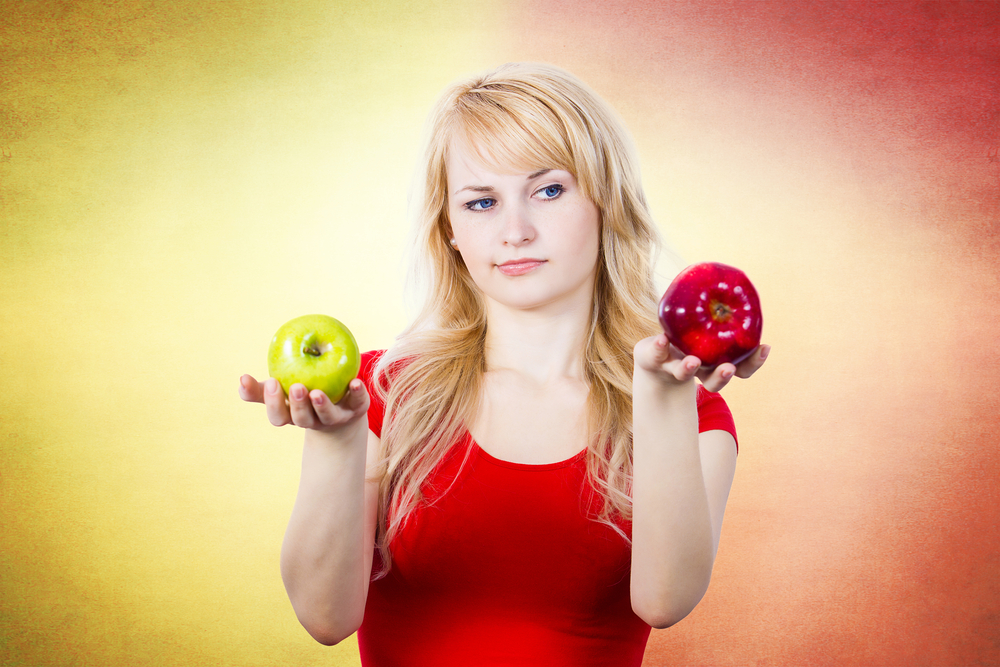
xmin=368 ymin=62 xmax=663 ymax=581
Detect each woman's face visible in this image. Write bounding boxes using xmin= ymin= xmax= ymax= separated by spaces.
xmin=445 ymin=138 xmax=602 ymax=314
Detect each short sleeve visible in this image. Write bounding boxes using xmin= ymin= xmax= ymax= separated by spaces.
xmin=358 ymin=349 xmax=387 ymax=438
xmin=696 ymin=385 xmax=739 ymax=453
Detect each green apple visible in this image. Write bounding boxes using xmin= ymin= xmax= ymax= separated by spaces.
xmin=267 ymin=314 xmax=360 ymax=403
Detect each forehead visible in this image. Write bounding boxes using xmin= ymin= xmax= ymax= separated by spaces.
xmin=454 ymin=97 xmax=577 ymax=160
xmin=446 ymin=136 xmax=524 ymax=180
xmin=445 ymin=130 xmax=572 ymax=191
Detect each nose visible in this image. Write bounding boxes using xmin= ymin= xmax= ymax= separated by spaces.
xmin=501 ymin=205 xmax=536 ymax=247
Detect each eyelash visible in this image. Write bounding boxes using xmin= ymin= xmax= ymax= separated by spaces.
xmin=465 ymin=198 xmax=497 ymax=212
xmin=538 ymin=184 xmax=564 ymax=200
xmin=463 ymin=184 xmax=565 ymax=212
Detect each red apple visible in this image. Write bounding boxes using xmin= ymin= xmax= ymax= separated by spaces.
xmin=658 ymin=262 xmax=763 ymax=368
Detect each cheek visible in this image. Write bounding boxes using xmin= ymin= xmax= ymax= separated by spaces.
xmin=453 ymin=230 xmax=493 ymax=281
xmin=453 ymin=226 xmax=484 ymax=258
xmin=571 ymin=207 xmax=602 ymax=262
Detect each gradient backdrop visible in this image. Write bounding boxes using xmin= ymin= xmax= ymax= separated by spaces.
xmin=2 ymin=1 xmax=998 ymax=665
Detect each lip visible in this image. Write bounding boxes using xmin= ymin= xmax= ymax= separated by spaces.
xmin=496 ymin=258 xmax=546 ymax=276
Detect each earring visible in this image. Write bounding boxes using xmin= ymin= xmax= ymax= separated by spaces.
xmin=449 ymin=238 xmax=458 ymax=248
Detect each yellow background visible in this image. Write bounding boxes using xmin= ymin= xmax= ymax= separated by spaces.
xmin=3 ymin=1 xmax=998 ymax=665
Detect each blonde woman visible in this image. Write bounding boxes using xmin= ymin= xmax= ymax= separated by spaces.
xmin=240 ymin=62 xmax=769 ymax=665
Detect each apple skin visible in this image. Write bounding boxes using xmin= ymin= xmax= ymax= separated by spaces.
xmin=267 ymin=314 xmax=361 ymax=403
xmin=658 ymin=262 xmax=763 ymax=369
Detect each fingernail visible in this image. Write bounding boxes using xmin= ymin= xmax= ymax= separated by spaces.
xmin=291 ymin=385 xmax=305 ymax=400
xmin=311 ymin=391 xmax=324 ymax=405
xmin=266 ymin=379 xmax=278 ymax=395
xmin=722 ymin=368 xmax=734 ymax=379
xmin=761 ymin=346 xmax=770 ymax=360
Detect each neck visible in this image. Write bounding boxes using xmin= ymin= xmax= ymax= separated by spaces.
xmin=483 ymin=297 xmax=593 ymax=384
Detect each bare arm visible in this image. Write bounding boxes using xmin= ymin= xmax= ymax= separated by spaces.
xmin=629 ymin=336 xmax=767 ymax=628
xmin=239 ymin=375 xmax=379 ymax=645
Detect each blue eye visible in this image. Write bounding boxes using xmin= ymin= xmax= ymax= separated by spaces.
xmin=538 ymin=184 xmax=564 ymax=199
xmin=466 ymin=198 xmax=497 ymax=211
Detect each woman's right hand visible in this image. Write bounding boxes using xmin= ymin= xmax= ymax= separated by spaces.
xmin=243 ymin=373 xmax=377 ymax=644
xmin=239 ymin=375 xmax=370 ymax=433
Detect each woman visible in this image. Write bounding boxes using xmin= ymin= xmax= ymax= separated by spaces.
xmin=240 ymin=62 xmax=768 ymax=665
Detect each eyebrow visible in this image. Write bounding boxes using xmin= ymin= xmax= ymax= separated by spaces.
xmin=453 ymin=169 xmax=553 ymax=195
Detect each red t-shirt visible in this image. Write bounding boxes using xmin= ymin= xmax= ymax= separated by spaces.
xmin=355 ymin=350 xmax=737 ymax=666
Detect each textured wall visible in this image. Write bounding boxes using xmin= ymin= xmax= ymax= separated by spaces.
xmin=2 ymin=1 xmax=997 ymax=665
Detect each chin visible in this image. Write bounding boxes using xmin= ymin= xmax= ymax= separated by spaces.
xmin=486 ymin=285 xmax=589 ymax=313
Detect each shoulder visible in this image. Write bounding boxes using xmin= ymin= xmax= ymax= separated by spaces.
xmin=359 ymin=349 xmax=387 ymax=380
xmin=695 ymin=385 xmax=739 ymax=453
xmin=358 ymin=350 xmax=388 ymax=437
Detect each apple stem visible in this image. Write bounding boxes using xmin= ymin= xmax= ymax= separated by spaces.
xmin=304 ymin=345 xmax=322 ymax=356
xmin=711 ymin=301 xmax=733 ymax=322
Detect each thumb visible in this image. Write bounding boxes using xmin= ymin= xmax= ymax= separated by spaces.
xmin=239 ymin=375 xmax=266 ymax=403
xmin=340 ymin=378 xmax=371 ymax=413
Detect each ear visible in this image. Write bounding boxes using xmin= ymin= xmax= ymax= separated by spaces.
xmin=441 ymin=220 xmax=457 ymax=249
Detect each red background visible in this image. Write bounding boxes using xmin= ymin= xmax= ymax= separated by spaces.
xmin=505 ymin=2 xmax=999 ymax=664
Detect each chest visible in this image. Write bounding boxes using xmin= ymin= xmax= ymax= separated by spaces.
xmin=469 ymin=372 xmax=590 ymax=465
xmin=385 ymin=444 xmax=633 ymax=614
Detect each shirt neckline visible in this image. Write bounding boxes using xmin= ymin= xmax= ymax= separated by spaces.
xmin=469 ymin=436 xmax=587 ymax=471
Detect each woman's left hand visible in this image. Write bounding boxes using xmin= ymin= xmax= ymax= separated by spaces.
xmin=634 ymin=334 xmax=770 ymax=393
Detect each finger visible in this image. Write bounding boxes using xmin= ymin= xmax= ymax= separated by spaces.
xmin=700 ymin=363 xmax=735 ymax=393
xmin=671 ymin=355 xmax=701 ymax=383
xmin=308 ymin=389 xmax=336 ymax=425
xmin=339 ymin=378 xmax=371 ymax=413
xmin=288 ymin=383 xmax=319 ymax=429
xmin=239 ymin=375 xmax=266 ymax=403
xmin=651 ymin=334 xmax=673 ymax=363
xmin=634 ymin=334 xmax=671 ymax=371
xmin=310 ymin=379 xmax=370 ymax=426
xmin=735 ymin=344 xmax=770 ymax=379
xmin=264 ymin=378 xmax=292 ymax=426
